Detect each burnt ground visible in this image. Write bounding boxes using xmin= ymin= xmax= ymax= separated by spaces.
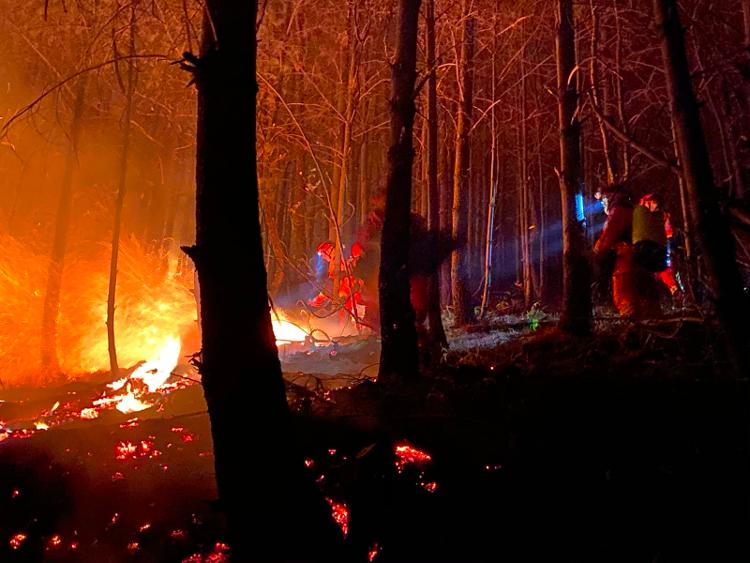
xmin=1 ymin=316 xmax=749 ymax=562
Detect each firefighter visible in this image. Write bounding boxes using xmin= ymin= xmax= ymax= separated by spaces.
xmin=637 ymin=193 xmax=682 ymax=298
xmin=594 ymin=184 xmax=660 ymax=319
xmin=308 ymin=240 xmax=367 ymax=329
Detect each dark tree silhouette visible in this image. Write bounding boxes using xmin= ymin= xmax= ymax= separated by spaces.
xmin=378 ymin=0 xmax=422 ymax=385
xmin=556 ymin=0 xmax=591 ymax=335
xmin=653 ymin=0 xmax=750 ymax=373
xmin=185 ymin=1 xmax=344 ymax=560
xmin=40 ymin=79 xmax=86 ymax=378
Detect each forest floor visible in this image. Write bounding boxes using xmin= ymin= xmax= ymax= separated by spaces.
xmin=1 ymin=309 xmax=748 ymax=562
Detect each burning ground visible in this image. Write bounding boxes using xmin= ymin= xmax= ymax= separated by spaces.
xmin=2 ymin=316 xmax=749 ymax=562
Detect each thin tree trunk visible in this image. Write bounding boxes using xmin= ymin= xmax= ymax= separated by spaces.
xmin=330 ymin=1 xmax=360 ymax=294
xmin=378 ymin=0 xmax=421 ymax=385
xmin=440 ymin=140 xmax=453 ymax=305
xmin=653 ymin=0 xmax=750 ymax=373
xmin=107 ymin=8 xmax=137 ymax=377
xmin=451 ymin=3 xmax=476 ymax=327
xmin=520 ymin=47 xmax=532 ymax=308
xmin=613 ymin=0 xmax=630 ymax=179
xmin=426 ymin=0 xmax=448 ymax=350
xmin=480 ymin=14 xmax=498 ymax=317
xmin=589 ymin=0 xmax=618 ymax=184
xmin=556 ymin=0 xmax=592 ymax=334
xmin=185 ymin=3 xmax=344 ymax=559
xmin=537 ymin=123 xmax=545 ymax=301
xmin=40 ymin=78 xmax=86 ymax=378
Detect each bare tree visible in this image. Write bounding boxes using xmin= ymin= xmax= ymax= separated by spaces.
xmin=451 ymin=0 xmax=476 ymax=327
xmin=107 ymin=5 xmax=137 ymax=377
xmin=425 ymin=0 xmax=448 ymax=352
xmin=183 ymin=1 xmax=345 ymax=559
xmin=653 ymin=0 xmax=750 ymax=373
xmin=556 ymin=0 xmax=591 ymax=335
xmin=40 ymin=78 xmax=86 ymax=378
xmin=378 ymin=0 xmax=422 ymax=385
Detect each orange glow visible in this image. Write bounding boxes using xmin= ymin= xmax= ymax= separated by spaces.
xmin=271 ymin=312 xmax=308 ymax=344
xmin=9 ymin=533 xmax=27 ymax=550
xmin=394 ymin=442 xmax=432 ymax=473
xmin=326 ymin=498 xmax=349 ymax=537
xmin=0 ymin=235 xmax=196 ymax=387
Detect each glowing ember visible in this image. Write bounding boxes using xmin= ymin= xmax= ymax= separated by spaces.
xmin=11 ymin=489 xmax=20 ymax=498
xmin=47 ymin=534 xmax=63 ymax=549
xmin=34 ymin=421 xmax=49 ymax=430
xmin=368 ymin=543 xmax=381 ymax=561
xmin=326 ymin=498 xmax=349 ymax=537
xmin=420 ymin=481 xmax=438 ymax=493
xmin=10 ymin=533 xmax=27 ymax=550
xmin=127 ymin=541 xmax=140 ymax=553
xmin=80 ymin=408 xmax=98 ymax=420
xmin=117 ymin=439 xmax=161 ymax=460
xmin=394 ymin=442 xmax=432 ymax=473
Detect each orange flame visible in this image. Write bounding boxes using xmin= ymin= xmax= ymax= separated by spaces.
xmin=0 ymin=235 xmax=197 ymax=386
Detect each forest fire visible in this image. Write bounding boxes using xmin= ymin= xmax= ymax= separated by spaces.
xmin=2 ymin=0 xmax=750 ymax=560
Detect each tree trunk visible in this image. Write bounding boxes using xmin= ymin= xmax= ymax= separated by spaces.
xmin=107 ymin=8 xmax=137 ymax=377
xmin=378 ymin=0 xmax=421 ymax=385
xmin=589 ymin=0 xmax=618 ymax=185
xmin=186 ymin=3 xmax=344 ymax=559
xmin=520 ymin=49 xmax=532 ymax=308
xmin=440 ymin=141 xmax=454 ymax=305
xmin=425 ymin=0 xmax=448 ymax=350
xmin=40 ymin=78 xmax=86 ymax=378
xmin=480 ymin=14 xmax=498 ymax=317
xmin=451 ymin=3 xmax=476 ymax=327
xmin=556 ymin=0 xmax=592 ymax=335
xmin=653 ymin=0 xmax=750 ymax=373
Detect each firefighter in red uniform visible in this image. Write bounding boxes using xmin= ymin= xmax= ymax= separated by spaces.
xmin=308 ymin=241 xmax=367 ymax=328
xmin=637 ymin=193 xmax=681 ymax=298
xmin=594 ymin=184 xmax=660 ymax=319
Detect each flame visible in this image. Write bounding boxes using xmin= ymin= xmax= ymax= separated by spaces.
xmin=129 ymin=335 xmax=181 ymax=392
xmin=271 ymin=314 xmax=307 ymax=344
xmin=0 ymin=235 xmax=197 ymax=386
xmin=91 ymin=336 xmax=182 ymax=414
xmin=114 ymin=390 xmax=152 ymax=414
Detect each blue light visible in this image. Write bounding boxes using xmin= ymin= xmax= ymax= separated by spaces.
xmin=575 ymin=192 xmax=585 ymax=223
